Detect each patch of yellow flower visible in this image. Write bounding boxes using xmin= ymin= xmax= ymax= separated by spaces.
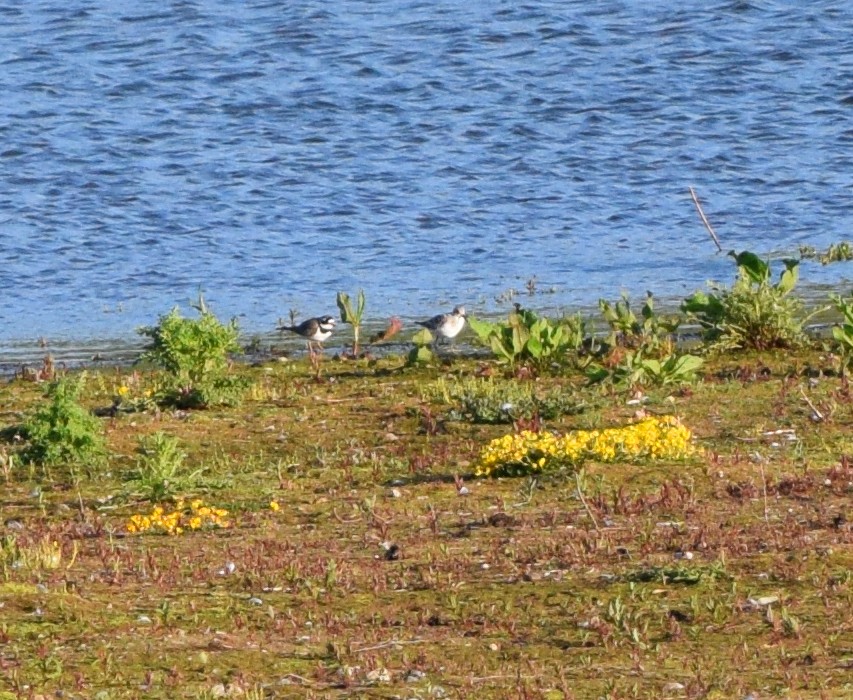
xmin=476 ymin=416 xmax=699 ymax=477
xmin=126 ymin=498 xmax=231 ymax=535
xmin=114 ymin=376 xmax=157 ymax=411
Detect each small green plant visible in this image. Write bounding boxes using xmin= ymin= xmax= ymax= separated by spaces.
xmin=588 ymin=349 xmax=703 ymax=388
xmin=830 ymin=292 xmax=853 ymax=375
xmin=336 ymin=289 xmax=366 ymax=356
xmin=125 ymin=432 xmax=203 ymax=502
xmin=0 ymin=534 xmax=64 ymax=574
xmin=138 ymin=295 xmax=247 ymax=408
xmin=407 ymin=328 xmax=435 ymax=366
xmin=800 ymin=241 xmax=853 ymax=265
xmin=21 ymin=374 xmax=105 ymax=468
xmin=599 ymin=292 xmax=680 ymax=354
xmin=682 ymin=251 xmax=807 ymax=351
xmin=468 ymin=306 xmax=584 ymax=368
xmin=425 ymin=377 xmax=585 ymax=423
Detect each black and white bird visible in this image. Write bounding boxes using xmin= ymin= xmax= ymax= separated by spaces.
xmin=278 ymin=315 xmax=336 ymax=356
xmin=418 ymin=306 xmax=467 ymax=346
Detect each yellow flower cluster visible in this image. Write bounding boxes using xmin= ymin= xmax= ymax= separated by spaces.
xmin=114 ymin=376 xmax=157 ymax=411
xmin=476 ymin=416 xmax=698 ymax=477
xmin=126 ymin=499 xmax=231 ymax=535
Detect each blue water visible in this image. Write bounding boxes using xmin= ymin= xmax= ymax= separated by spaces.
xmin=1 ymin=1 xmax=852 ymax=361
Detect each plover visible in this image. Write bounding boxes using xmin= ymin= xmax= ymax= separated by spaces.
xmin=418 ymin=306 xmax=467 ymax=346
xmin=278 ymin=315 xmax=336 ymax=356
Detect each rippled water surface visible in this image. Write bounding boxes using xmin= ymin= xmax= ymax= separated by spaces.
xmin=1 ymin=1 xmax=852 ymax=360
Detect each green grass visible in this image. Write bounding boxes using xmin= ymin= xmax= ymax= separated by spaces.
xmin=0 ymin=347 xmax=852 ymax=698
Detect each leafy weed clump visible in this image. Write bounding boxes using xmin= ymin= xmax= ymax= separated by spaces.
xmin=426 ymin=376 xmax=585 ymax=424
xmin=20 ymin=374 xmax=105 ymax=469
xmin=587 ymin=347 xmax=704 ymax=388
xmin=830 ymin=292 xmax=853 ymax=375
xmin=599 ymin=291 xmax=680 ymax=355
xmin=683 ymin=251 xmax=808 ymax=351
xmin=337 ymin=288 xmax=366 ymax=356
xmin=468 ymin=306 xmax=586 ymax=369
xmin=125 ymin=432 xmax=204 ymax=502
xmin=137 ymin=296 xmax=248 ymax=408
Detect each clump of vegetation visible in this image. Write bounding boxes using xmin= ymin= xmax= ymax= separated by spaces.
xmin=0 ymin=534 xmax=65 ymax=573
xmin=599 ymin=292 xmax=680 ymax=354
xmin=426 ymin=376 xmax=585 ymax=423
xmin=588 ymin=348 xmax=704 ymax=388
xmin=112 ymin=373 xmax=159 ymax=413
xmin=800 ymin=241 xmax=853 ymax=264
xmin=336 ymin=288 xmax=366 ymax=356
xmin=468 ymin=306 xmax=586 ymax=369
xmin=476 ymin=415 xmax=698 ymax=477
xmin=124 ymin=432 xmax=204 ymax=502
xmin=407 ymin=327 xmax=435 ymax=365
xmin=20 ymin=374 xmax=105 ymax=469
xmin=682 ymin=251 xmax=807 ymax=351
xmin=830 ymin=292 xmax=853 ymax=375
xmin=137 ymin=295 xmax=248 ymax=408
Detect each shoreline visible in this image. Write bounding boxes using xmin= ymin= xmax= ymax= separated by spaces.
xmin=2 ymin=279 xmax=847 ymax=374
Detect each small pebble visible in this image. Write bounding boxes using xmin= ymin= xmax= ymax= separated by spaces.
xmin=405 ymin=669 xmax=426 ymax=682
xmin=365 ymin=668 xmax=391 ymax=683
xmin=217 ymin=561 xmax=237 ymax=576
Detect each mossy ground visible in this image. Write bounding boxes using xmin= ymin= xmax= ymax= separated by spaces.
xmin=1 ymin=348 xmax=853 ymax=699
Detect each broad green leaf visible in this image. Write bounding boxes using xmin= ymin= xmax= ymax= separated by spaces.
xmin=489 ymin=335 xmax=513 ymax=363
xmin=730 ymin=250 xmax=769 ymax=285
xmin=407 ymin=345 xmax=434 ymax=365
xmin=356 ymin=288 xmax=366 ymax=318
xmin=641 ymin=359 xmax=661 ymax=375
xmin=509 ymin=314 xmax=529 ymax=356
xmin=673 ymin=354 xmax=704 ymax=374
xmin=777 ymin=260 xmax=799 ymax=295
xmin=585 ymin=365 xmax=610 ymax=384
xmin=467 ymin=316 xmax=498 ymax=343
xmin=526 ymin=336 xmax=543 ymax=359
xmin=411 ymin=328 xmax=433 ymax=346
xmin=833 ymin=326 xmax=853 ymax=347
xmin=336 ymin=291 xmax=353 ymax=323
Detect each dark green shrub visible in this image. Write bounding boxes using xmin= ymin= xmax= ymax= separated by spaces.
xmin=682 ymin=251 xmax=807 ymax=351
xmin=22 ymin=375 xmax=104 ymax=468
xmin=138 ymin=296 xmax=247 ymax=408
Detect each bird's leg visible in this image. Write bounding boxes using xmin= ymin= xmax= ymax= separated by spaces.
xmin=312 ymin=343 xmax=325 ymax=377
xmin=432 ymin=335 xmax=444 ymax=360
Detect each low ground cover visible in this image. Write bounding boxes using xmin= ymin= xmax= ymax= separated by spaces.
xmin=1 ymin=343 xmax=852 ymax=699
xmin=2 ymin=257 xmax=853 ymax=698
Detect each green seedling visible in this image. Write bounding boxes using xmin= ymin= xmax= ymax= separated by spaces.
xmin=336 ymin=289 xmax=366 ymax=356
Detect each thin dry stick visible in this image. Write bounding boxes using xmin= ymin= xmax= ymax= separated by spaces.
xmin=758 ymin=460 xmax=769 ymax=524
xmin=353 ymin=638 xmax=426 ymax=653
xmin=689 ymin=186 xmax=723 ymax=253
xmin=575 ymin=472 xmax=601 ymax=532
xmin=799 ymin=387 xmax=824 ymax=422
